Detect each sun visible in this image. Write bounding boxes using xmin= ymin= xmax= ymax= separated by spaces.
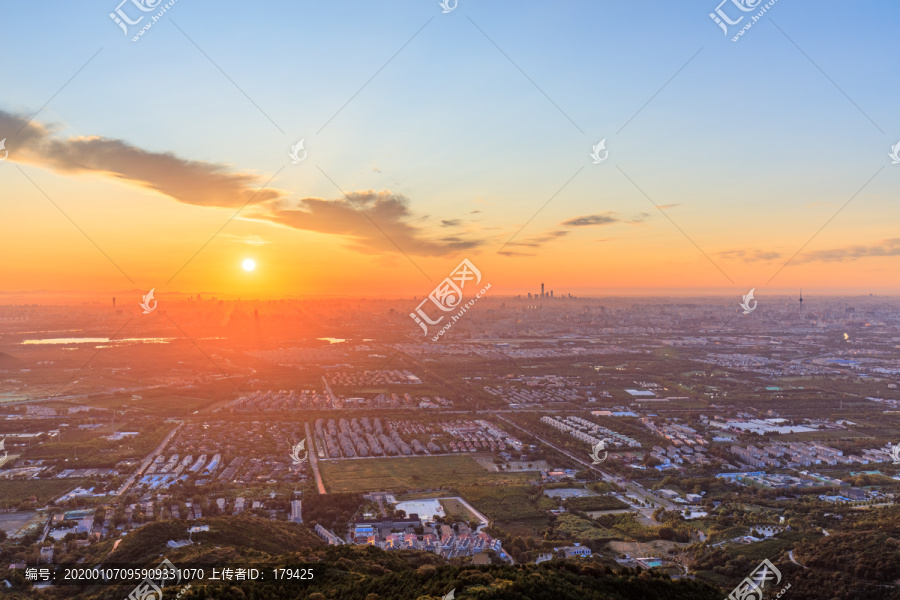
xmin=242 ymin=258 xmax=256 ymax=271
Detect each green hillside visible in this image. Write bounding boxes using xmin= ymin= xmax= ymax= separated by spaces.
xmin=106 ymin=517 xmax=325 ymax=565
xmin=32 ymin=543 xmax=722 ymax=600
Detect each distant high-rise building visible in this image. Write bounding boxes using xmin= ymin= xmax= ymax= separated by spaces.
xmin=541 ymin=283 xmax=545 ymax=298
xmin=550 ymin=290 xmax=554 ymax=298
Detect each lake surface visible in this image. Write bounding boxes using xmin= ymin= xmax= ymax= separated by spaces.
xmin=22 ymin=337 xmax=174 ymax=345
xmin=0 ymin=392 xmax=30 ymax=404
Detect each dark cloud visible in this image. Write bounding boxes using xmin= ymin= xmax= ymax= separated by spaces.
xmin=1 ymin=111 xmax=486 ymax=257
xmin=562 ymin=212 xmax=620 ymax=227
xmin=562 ymin=211 xmax=650 ymax=227
xmin=0 ymin=111 xmax=281 ymax=208
xmin=266 ymin=190 xmax=484 ymax=256
xmin=441 ymin=219 xmax=462 ymax=227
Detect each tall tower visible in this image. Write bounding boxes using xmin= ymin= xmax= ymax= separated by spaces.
xmin=541 ymin=283 xmax=545 ymax=298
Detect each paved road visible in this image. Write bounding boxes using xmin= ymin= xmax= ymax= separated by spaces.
xmin=321 ymin=376 xmax=341 ymax=409
xmin=38 ymin=514 xmax=52 ymax=543
xmin=116 ymin=422 xmax=181 ymax=497
xmin=788 ymin=549 xmax=807 ymax=569
xmin=305 ymin=422 xmax=327 ymax=495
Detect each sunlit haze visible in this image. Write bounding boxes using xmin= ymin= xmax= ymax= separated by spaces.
xmin=1 ymin=3 xmax=898 ymax=600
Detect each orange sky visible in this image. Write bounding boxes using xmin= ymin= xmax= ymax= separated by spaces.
xmin=2 ymin=2 xmax=898 ymax=300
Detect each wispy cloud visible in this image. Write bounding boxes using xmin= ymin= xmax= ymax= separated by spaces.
xmin=718 ymin=249 xmax=782 ymax=262
xmin=222 ymin=234 xmax=270 ymax=246
xmin=504 ymin=230 xmax=569 ymax=248
xmin=501 ymin=211 xmax=649 ymax=255
xmin=795 ymin=238 xmax=900 ymax=263
xmin=629 ymin=211 xmax=650 ymax=223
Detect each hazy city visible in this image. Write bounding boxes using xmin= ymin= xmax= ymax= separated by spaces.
xmin=2 ymin=1 xmax=899 ymax=599
xmin=1 ymin=293 xmax=898 ymax=599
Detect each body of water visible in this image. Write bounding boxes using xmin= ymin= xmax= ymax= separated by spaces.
xmin=22 ymin=337 xmax=174 ymax=345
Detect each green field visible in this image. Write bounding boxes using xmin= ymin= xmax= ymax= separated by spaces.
xmin=456 ymin=484 xmax=550 ymax=537
xmin=778 ymin=430 xmax=872 ymax=442
xmin=318 ymin=455 xmax=533 ymax=493
xmin=0 ymin=478 xmax=86 ymax=509
xmin=439 ymin=498 xmax=480 ymax=524
xmin=82 ymin=394 xmax=216 ymax=414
